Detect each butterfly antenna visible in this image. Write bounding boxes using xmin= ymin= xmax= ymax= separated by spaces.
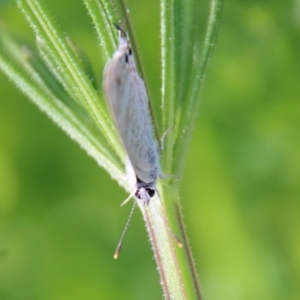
xmin=114 ymin=200 xmax=137 ymax=259
xmin=120 ymin=189 xmax=136 ymax=207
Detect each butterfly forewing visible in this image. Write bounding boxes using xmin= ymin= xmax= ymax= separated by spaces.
xmin=103 ymin=29 xmax=159 ymax=199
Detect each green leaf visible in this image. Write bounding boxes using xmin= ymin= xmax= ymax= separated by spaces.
xmin=173 ymin=0 xmax=224 ymax=176
xmin=17 ymin=0 xmax=124 ymax=159
xmin=0 ymin=48 xmax=125 ymax=183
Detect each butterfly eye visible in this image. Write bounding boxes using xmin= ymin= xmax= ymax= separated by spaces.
xmin=147 ymin=188 xmax=155 ymax=198
xmin=129 ymin=47 xmax=132 ymax=56
xmin=125 ymin=54 xmax=129 ymax=63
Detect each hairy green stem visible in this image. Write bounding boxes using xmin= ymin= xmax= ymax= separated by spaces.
xmin=137 ymin=193 xmax=186 ymax=300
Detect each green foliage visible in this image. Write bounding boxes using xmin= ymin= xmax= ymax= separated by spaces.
xmin=0 ymin=0 xmax=299 ymax=300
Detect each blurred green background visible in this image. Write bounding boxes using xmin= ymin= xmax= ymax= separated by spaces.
xmin=0 ymin=0 xmax=299 ymax=299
